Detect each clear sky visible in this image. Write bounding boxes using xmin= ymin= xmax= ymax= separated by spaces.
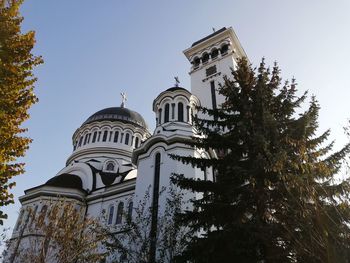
xmin=2 ymin=0 xmax=350 ymax=234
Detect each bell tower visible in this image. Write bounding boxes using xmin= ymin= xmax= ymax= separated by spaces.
xmin=183 ymin=27 xmax=247 ymax=113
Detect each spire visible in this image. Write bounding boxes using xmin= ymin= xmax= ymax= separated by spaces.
xmin=120 ymin=92 xmax=127 ymax=108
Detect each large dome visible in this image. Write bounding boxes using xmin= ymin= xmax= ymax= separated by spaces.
xmin=83 ymin=107 xmax=148 ymax=129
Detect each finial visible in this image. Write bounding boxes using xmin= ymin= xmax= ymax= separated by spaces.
xmin=174 ymin=76 xmax=180 ymax=87
xmin=120 ymin=92 xmax=127 ymax=108
xmin=212 ymin=27 xmax=216 ymax=33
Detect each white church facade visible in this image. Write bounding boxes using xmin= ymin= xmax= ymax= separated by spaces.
xmin=7 ymin=27 xmax=247 ymax=262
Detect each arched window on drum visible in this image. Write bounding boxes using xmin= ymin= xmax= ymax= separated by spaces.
xmin=178 ymin=102 xmax=184 ymax=122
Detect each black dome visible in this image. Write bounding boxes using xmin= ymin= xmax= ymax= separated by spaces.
xmin=83 ymin=107 xmax=148 ymax=129
xmin=166 ymin=86 xmax=188 ymax=92
xmin=46 ymin=173 xmax=83 ymax=190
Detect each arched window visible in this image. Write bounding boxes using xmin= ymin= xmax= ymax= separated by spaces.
xmin=164 ymin=103 xmax=170 ymax=123
xmin=193 ymin=57 xmax=200 ymax=68
xmin=150 ymin=152 xmax=161 ymax=254
xmin=78 ymin=136 xmax=83 ymax=147
xmin=108 ymin=205 xmax=114 ymax=225
xmin=171 ymin=103 xmax=175 ymax=119
xmin=83 ymin=134 xmax=89 ymax=145
xmin=125 ymin=133 xmax=130 ymax=145
xmin=221 ymin=44 xmax=229 ymax=55
xmin=92 ymin=131 xmax=97 ymax=143
xmin=128 ymin=202 xmax=133 ymax=219
xmin=106 ymin=162 xmax=115 ymax=171
xmin=116 ymin=202 xmax=124 ymax=225
xmin=135 ymin=137 xmax=139 ymax=148
xmin=113 ymin=131 xmax=119 ymax=143
xmin=102 ymin=130 xmax=108 ymax=142
xmin=178 ymin=102 xmax=184 ymax=122
xmin=211 ymin=48 xmax=219 ymax=59
xmin=202 ymin=53 xmax=209 ymax=64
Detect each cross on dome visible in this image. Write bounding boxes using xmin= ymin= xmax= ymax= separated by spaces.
xmin=120 ymin=92 xmax=127 ymax=108
xmin=174 ymin=76 xmax=180 ymax=87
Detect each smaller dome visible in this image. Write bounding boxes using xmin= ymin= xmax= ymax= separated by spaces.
xmin=46 ymin=173 xmax=83 ymax=190
xmin=166 ymin=86 xmax=188 ymax=92
xmin=83 ymin=107 xmax=148 ymax=129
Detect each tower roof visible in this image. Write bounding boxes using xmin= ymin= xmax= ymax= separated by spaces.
xmin=183 ymin=27 xmax=248 ymax=61
xmin=191 ymin=27 xmax=227 ymax=47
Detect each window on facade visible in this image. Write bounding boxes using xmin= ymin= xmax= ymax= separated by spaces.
xmin=149 ymin=152 xmax=161 ymax=247
xmin=102 ymin=131 xmax=108 ymax=142
xmin=108 ymin=206 xmax=114 ymax=225
xmin=206 ymin=65 xmax=217 ymax=77
xmin=211 ymin=48 xmax=219 ymax=59
xmin=193 ymin=57 xmax=200 ymax=68
xmin=92 ymin=131 xmax=97 ymax=143
xmin=128 ymin=202 xmax=133 ymax=219
xmin=116 ymin=202 xmax=124 ymax=225
xmin=73 ymin=141 xmax=77 ymax=150
xmin=202 ymin=53 xmax=209 ymax=64
xmin=125 ymin=133 xmax=130 ymax=145
xmin=221 ymin=44 xmax=229 ymax=55
xmin=164 ymin=103 xmax=170 ymax=123
xmin=114 ymin=131 xmax=119 ymax=143
xmin=178 ymin=102 xmax=184 ymax=122
xmin=98 ymin=131 xmax=101 ymax=141
xmin=106 ymin=162 xmax=115 ymax=171
xmin=109 ymin=131 xmax=113 ymax=141
xmin=135 ymin=137 xmax=139 ymax=148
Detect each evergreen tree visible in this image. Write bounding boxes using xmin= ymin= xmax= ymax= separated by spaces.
xmin=0 ymin=0 xmax=42 ymax=224
xmin=172 ymin=58 xmax=350 ymax=262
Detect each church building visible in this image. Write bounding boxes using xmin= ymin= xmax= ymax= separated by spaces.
xmin=7 ymin=27 xmax=247 ymax=262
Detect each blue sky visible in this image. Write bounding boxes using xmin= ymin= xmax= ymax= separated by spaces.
xmin=2 ymin=0 xmax=350 ymax=233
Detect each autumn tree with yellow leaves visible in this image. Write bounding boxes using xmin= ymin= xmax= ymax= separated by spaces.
xmin=0 ymin=0 xmax=43 ymax=224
